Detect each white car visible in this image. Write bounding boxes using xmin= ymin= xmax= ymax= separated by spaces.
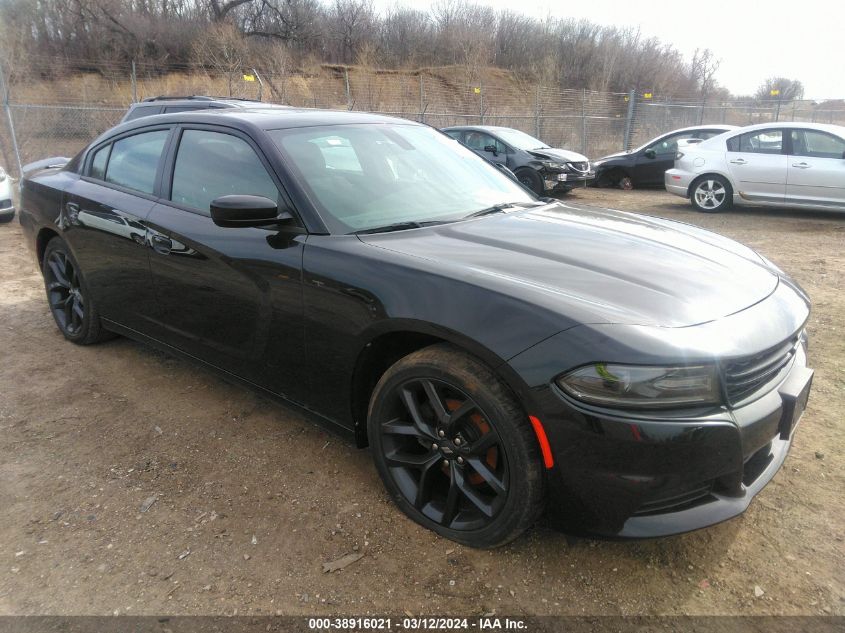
xmin=0 ymin=166 xmax=14 ymax=223
xmin=666 ymin=122 xmax=845 ymax=212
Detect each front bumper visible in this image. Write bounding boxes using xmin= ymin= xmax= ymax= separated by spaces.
xmin=543 ymin=170 xmax=595 ymax=192
xmin=535 ymin=347 xmax=811 ymax=537
xmin=507 ymin=282 xmax=812 ymax=537
xmin=665 ymin=168 xmax=694 ymax=197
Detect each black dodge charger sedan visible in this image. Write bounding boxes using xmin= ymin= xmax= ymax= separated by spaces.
xmin=19 ymin=108 xmax=812 ymax=547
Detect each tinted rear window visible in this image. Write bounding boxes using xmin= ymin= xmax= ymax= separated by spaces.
xmin=104 ymin=130 xmax=169 ymax=194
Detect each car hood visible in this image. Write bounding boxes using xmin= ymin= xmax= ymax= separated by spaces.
xmin=528 ymin=148 xmax=589 ymax=163
xmin=359 ymin=202 xmax=779 ymax=328
xmin=595 ymin=150 xmax=630 ymax=162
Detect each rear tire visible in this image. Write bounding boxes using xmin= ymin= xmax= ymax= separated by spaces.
xmin=690 ymin=175 xmax=732 ymax=213
xmin=42 ymin=237 xmax=115 ymax=345
xmin=515 ymin=168 xmax=544 ymax=195
xmin=0 ymin=211 xmax=14 ymax=224
xmin=368 ymin=344 xmax=545 ymax=548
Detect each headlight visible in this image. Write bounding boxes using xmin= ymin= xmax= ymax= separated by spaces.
xmin=675 ymin=152 xmax=684 ymax=160
xmin=541 ymin=160 xmax=568 ymax=171
xmin=556 ymin=363 xmax=721 ymax=409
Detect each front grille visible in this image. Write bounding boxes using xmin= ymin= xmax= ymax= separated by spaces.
xmin=724 ymin=334 xmax=800 ymax=404
xmin=567 ymin=161 xmax=590 ymax=173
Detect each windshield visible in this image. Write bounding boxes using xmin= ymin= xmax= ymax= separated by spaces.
xmin=492 ymin=128 xmax=550 ymax=150
xmin=269 ymin=124 xmax=534 ymax=234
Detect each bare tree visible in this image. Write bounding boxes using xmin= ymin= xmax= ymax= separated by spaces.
xmin=192 ymin=22 xmax=251 ymax=96
xmin=755 ymin=77 xmax=805 ymax=102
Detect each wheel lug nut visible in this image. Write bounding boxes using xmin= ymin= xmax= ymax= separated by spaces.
xmin=442 ymin=459 xmax=449 ymax=467
xmin=454 ymin=437 xmax=462 ymax=445
xmin=438 ymin=430 xmax=445 ymax=438
xmin=431 ymin=443 xmax=438 ymax=451
xmin=457 ymin=457 xmax=464 ymax=464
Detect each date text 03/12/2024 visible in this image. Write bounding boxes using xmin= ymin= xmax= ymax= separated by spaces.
xmin=307 ymin=617 xmax=528 ymax=630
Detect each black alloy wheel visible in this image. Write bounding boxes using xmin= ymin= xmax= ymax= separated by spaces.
xmin=368 ymin=344 xmax=545 ymax=548
xmin=42 ymin=238 xmax=113 ymax=344
xmin=516 ymin=168 xmax=544 ymax=195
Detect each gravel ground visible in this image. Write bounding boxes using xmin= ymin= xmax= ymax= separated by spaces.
xmin=0 ymin=187 xmax=842 ymax=617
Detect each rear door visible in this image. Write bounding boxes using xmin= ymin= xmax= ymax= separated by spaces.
xmin=785 ymin=128 xmax=845 ymax=208
xmin=145 ymin=124 xmax=309 ymax=402
xmin=725 ymin=128 xmax=788 ymax=202
xmin=62 ymin=126 xmax=172 ymax=331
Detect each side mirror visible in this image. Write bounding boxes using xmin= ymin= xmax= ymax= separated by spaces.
xmin=483 ymin=144 xmax=498 ymax=156
xmin=644 ymin=149 xmax=656 ymax=159
xmin=210 ymin=195 xmax=285 ymax=228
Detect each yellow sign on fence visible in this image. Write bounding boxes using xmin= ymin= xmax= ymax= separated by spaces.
xmin=243 ymin=74 xmax=256 ymax=82
xmin=473 ymin=87 xmax=481 ymax=94
xmin=770 ymin=89 xmax=780 ymax=96
xmin=643 ymin=92 xmax=653 ymax=99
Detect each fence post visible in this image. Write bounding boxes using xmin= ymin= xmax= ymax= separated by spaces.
xmin=581 ymin=88 xmax=587 ymax=155
xmin=623 ymin=90 xmax=636 ymax=151
xmin=479 ymin=78 xmax=484 ymax=125
xmin=344 ymin=67 xmax=352 ymax=110
xmin=0 ymin=59 xmax=23 ymax=178
xmin=419 ymin=74 xmax=425 ymax=124
xmin=774 ymin=94 xmax=782 ymax=122
xmin=534 ymin=85 xmax=541 ymax=138
xmin=131 ymin=60 xmax=137 ymax=103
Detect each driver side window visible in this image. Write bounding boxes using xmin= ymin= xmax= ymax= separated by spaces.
xmin=170 ymin=129 xmax=280 ymax=214
xmin=647 ymin=132 xmax=693 ymax=155
xmin=464 ymin=131 xmax=506 ymax=154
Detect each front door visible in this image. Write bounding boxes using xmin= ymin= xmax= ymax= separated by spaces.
xmin=145 ymin=126 xmax=308 ymax=403
xmin=633 ymin=131 xmax=698 ymax=185
xmin=463 ymin=130 xmax=508 ymax=167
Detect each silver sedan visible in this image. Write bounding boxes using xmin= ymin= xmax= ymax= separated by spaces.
xmin=666 ymin=122 xmax=845 ymax=212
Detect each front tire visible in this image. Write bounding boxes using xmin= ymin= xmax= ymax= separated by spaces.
xmin=42 ymin=237 xmax=114 ymax=345
xmin=515 ymin=168 xmax=544 ymax=196
xmin=690 ymin=175 xmax=732 ymax=213
xmin=368 ymin=344 xmax=545 ymax=548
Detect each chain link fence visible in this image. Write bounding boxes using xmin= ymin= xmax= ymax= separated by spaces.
xmin=2 ymin=60 xmax=845 ymax=178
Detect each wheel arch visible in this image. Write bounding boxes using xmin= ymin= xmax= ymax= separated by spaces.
xmin=35 ymin=227 xmax=61 ymax=269
xmin=349 ymin=320 xmax=536 ymax=449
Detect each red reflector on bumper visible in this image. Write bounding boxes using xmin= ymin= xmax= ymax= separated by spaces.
xmin=671 ymin=175 xmax=682 ymax=180
xmin=528 ymin=415 xmax=554 ymax=469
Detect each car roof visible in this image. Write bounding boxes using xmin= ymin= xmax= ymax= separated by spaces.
xmin=441 ymin=125 xmax=521 ymax=133
xmin=133 ymin=96 xmax=268 ymax=107
xmin=730 ymin=121 xmax=845 ymax=135
xmin=105 ymin=107 xmax=423 ymax=140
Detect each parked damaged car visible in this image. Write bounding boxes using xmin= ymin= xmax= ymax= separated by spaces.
xmin=20 ymin=108 xmax=812 ymax=547
xmin=593 ymin=125 xmax=738 ymax=189
xmin=442 ymin=125 xmax=594 ymax=195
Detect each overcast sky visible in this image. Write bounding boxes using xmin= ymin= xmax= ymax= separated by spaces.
xmin=377 ymin=0 xmax=845 ymax=99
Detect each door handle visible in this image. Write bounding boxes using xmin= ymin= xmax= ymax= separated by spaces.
xmin=729 ymin=159 xmax=747 ymax=165
xmin=150 ymin=234 xmax=172 ymax=255
xmin=791 ymin=162 xmax=811 ymax=169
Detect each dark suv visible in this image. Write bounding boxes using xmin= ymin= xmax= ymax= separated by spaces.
xmin=442 ymin=126 xmax=594 ymax=195
xmin=121 ymin=96 xmax=286 ymax=123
